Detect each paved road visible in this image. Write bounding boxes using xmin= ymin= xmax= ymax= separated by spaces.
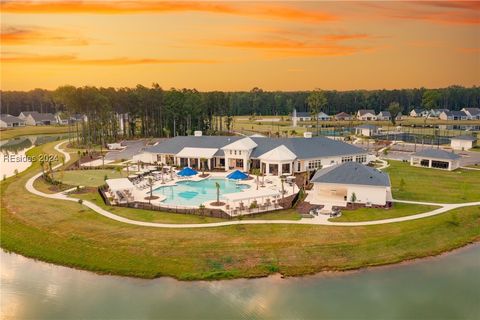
xmin=24 ymin=141 xmax=480 ymax=229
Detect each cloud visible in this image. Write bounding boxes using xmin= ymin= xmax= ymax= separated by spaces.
xmin=1 ymin=53 xmax=218 ymax=65
xmin=1 ymin=1 xmax=338 ymax=23
xmin=1 ymin=25 xmax=90 ymax=46
xmin=360 ymin=1 xmax=480 ymax=25
xmin=204 ymin=32 xmax=378 ymax=58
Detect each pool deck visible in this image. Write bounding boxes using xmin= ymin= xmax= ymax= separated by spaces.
xmin=128 ymin=171 xmax=298 ymax=214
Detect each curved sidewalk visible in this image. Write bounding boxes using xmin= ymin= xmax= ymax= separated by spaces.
xmin=24 ymin=141 xmax=480 ymax=229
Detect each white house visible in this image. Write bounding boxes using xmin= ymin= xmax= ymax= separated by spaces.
xmin=355 ymin=124 xmax=379 ymax=137
xmin=461 ymin=108 xmax=480 ymax=120
xmin=292 ymin=111 xmax=312 ymax=122
xmin=429 ymin=108 xmax=449 ymax=118
xmin=0 ymin=114 xmax=26 ymax=128
xmin=317 ymin=112 xmax=330 ymax=121
xmin=376 ymin=111 xmax=391 ymax=121
xmin=334 ymin=112 xmax=352 ymax=121
xmin=410 ymin=149 xmax=461 ymax=171
xmin=309 ymin=162 xmax=392 ymax=207
xmin=19 ymin=111 xmax=57 ymax=125
xmin=357 ymin=109 xmax=376 ymax=121
xmin=138 ymin=132 xmax=372 ymax=176
xmin=450 ymin=135 xmax=478 ymax=151
xmin=439 ymin=111 xmax=468 ymax=121
xmin=410 ymin=109 xmax=428 ymax=117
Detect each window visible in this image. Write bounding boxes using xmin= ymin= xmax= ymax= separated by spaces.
xmin=234 ymin=150 xmax=237 ymax=155
xmin=229 ymin=150 xmax=232 ymax=155
xmin=297 ymin=162 xmax=301 ymax=171
xmin=355 ymin=155 xmax=367 ymax=163
xmin=282 ymin=163 xmax=290 ymax=173
xmin=308 ymin=159 xmax=322 ymax=170
xmin=342 ymin=156 xmax=353 ymax=163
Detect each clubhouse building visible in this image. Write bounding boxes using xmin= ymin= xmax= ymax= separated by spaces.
xmin=136 ymin=132 xmax=372 ymax=176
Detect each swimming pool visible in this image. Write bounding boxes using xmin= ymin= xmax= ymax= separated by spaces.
xmin=153 ymin=178 xmax=250 ymax=207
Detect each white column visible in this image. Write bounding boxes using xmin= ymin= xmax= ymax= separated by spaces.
xmin=428 ymin=159 xmax=432 ymax=168
xmin=224 ymin=156 xmax=229 ymax=171
xmin=266 ymin=162 xmax=270 ymax=175
xmin=187 ymin=158 xmax=191 ymax=168
xmin=278 ymin=162 xmax=283 ymax=176
xmin=243 ymin=156 xmax=248 ymax=172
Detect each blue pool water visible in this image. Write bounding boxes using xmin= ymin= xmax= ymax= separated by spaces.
xmin=153 ymin=178 xmax=250 ymax=207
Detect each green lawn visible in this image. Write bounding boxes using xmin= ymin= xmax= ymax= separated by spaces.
xmin=330 ymin=203 xmax=439 ymax=222
xmin=73 ymin=192 xmax=225 ymax=224
xmin=59 ymin=169 xmax=125 ymax=187
xmin=0 ymin=126 xmax=70 ymax=140
xmin=385 ymin=160 xmax=480 ymax=203
xmin=1 ymin=141 xmax=479 ymax=280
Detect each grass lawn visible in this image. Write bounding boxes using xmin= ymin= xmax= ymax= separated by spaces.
xmin=59 ymin=169 xmax=125 ymax=187
xmin=72 ymin=192 xmax=225 ymax=224
xmin=384 ymin=160 xmax=480 ymax=203
xmin=0 ymin=126 xmax=70 ymax=140
xmin=246 ymin=209 xmax=301 ymax=220
xmin=1 ymin=141 xmax=479 ymax=280
xmin=330 ymin=203 xmax=439 ymax=222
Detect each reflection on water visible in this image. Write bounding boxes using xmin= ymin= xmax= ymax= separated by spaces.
xmin=1 ymin=245 xmax=479 ymax=319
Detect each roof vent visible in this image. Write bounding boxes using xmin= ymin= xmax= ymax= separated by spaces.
xmin=303 ymin=132 xmax=312 ymax=139
xmin=194 ymin=131 xmax=202 ymax=137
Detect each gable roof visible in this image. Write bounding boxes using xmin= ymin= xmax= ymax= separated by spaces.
xmin=411 ymin=108 xmax=426 ymax=113
xmin=357 ymin=109 xmax=375 ymax=116
xmin=311 ymin=162 xmax=390 ymax=187
xmin=450 ymin=135 xmax=477 ymax=142
xmin=462 ymin=108 xmax=480 ymax=115
xmin=144 ymin=135 xmax=366 ymax=160
xmin=258 ymin=145 xmax=297 ymax=161
xmin=335 ymin=112 xmax=350 ymax=117
xmin=0 ymin=114 xmax=24 ymax=124
xmin=222 ymin=137 xmax=257 ymax=150
xmin=378 ymin=111 xmax=391 ymax=117
xmin=412 ymin=149 xmax=461 ymax=160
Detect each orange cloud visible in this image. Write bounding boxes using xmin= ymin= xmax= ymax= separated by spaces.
xmin=457 ymin=47 xmax=480 ymax=54
xmin=360 ymin=2 xmax=480 ymax=25
xmin=1 ymin=1 xmax=338 ymax=23
xmin=1 ymin=53 xmax=217 ymax=65
xmin=1 ymin=25 xmax=90 ymax=46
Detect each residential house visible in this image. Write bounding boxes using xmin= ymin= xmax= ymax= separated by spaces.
xmin=0 ymin=114 xmax=26 ymax=128
xmin=461 ymin=108 xmax=480 ymax=120
xmin=409 ymin=109 xmax=428 ymax=117
xmin=429 ymin=108 xmax=449 ymax=118
xmin=410 ymin=149 xmax=461 ymax=171
xmin=19 ymin=111 xmax=57 ymax=125
xmin=439 ymin=111 xmax=468 ymax=121
xmin=317 ymin=112 xmax=330 ymax=121
xmin=357 ymin=109 xmax=377 ymax=121
xmin=309 ymin=162 xmax=392 ymax=207
xmin=334 ymin=112 xmax=352 ymax=121
xmin=376 ymin=111 xmax=391 ymax=121
xmin=450 ymin=135 xmax=478 ymax=151
xmin=139 ymin=132 xmax=372 ymax=176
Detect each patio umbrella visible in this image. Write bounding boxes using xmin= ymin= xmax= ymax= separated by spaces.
xmin=226 ymin=170 xmax=248 ymax=180
xmin=177 ymin=167 xmax=198 ymax=177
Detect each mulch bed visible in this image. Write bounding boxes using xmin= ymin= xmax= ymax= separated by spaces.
xmin=210 ymin=201 xmax=225 ymax=206
xmin=144 ymin=196 xmax=159 ymax=200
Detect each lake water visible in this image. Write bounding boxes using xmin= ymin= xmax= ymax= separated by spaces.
xmin=1 ymin=245 xmax=479 ymax=319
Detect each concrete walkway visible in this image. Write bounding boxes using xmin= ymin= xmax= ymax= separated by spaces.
xmin=24 ymin=141 xmax=480 ymax=229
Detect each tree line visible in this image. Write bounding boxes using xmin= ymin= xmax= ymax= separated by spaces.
xmin=1 ymin=85 xmax=479 ymax=144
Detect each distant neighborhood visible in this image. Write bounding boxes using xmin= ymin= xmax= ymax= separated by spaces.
xmin=0 ymin=111 xmax=87 ymax=128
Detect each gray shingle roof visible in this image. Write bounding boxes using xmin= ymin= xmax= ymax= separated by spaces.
xmin=295 ymin=112 xmax=311 ymax=118
xmin=412 ymin=149 xmax=461 ymax=160
xmin=378 ymin=111 xmax=391 ymax=117
xmin=311 ymin=162 xmax=390 ymax=187
xmin=0 ymin=114 xmax=24 ymax=124
xmin=450 ymin=135 xmax=477 ymax=141
xmin=444 ymin=111 xmax=467 ymax=117
xmin=144 ymin=135 xmax=366 ymax=159
xmin=463 ymin=108 xmax=480 ymax=116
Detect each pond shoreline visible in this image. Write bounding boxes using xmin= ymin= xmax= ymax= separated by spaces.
xmin=2 ymin=239 xmax=479 ymax=283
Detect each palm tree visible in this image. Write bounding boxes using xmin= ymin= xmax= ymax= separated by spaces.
xmin=215 ymin=181 xmax=220 ymax=204
xmin=280 ymin=176 xmax=286 ymax=205
xmin=251 ymin=168 xmax=261 ymax=190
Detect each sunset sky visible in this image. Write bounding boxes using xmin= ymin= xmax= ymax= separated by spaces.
xmin=1 ymin=1 xmax=479 ymax=91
